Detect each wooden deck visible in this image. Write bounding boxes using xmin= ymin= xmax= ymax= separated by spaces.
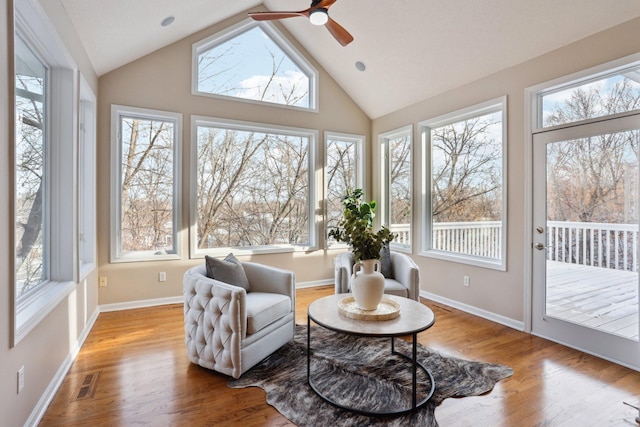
xmin=546 ymin=261 xmax=639 ymax=340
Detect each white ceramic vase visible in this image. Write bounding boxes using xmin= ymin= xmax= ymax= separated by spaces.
xmin=351 ymin=259 xmax=385 ymax=311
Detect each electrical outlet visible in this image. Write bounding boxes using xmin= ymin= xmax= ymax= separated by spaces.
xmin=17 ymin=366 xmax=24 ymax=394
xmin=158 ymin=272 xmax=167 ymax=282
xmin=99 ymin=276 xmax=107 ymax=287
xmin=463 ymin=276 xmax=470 ymax=287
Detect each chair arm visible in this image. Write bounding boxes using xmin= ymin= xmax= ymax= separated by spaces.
xmin=183 ymin=269 xmax=247 ymax=376
xmin=242 ymin=262 xmax=295 ymax=299
xmin=390 ymin=252 xmax=420 ymax=301
xmin=334 ymin=252 xmax=354 ymax=294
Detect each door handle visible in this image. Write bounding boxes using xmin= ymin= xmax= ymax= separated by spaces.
xmin=534 ymin=243 xmax=545 ymax=250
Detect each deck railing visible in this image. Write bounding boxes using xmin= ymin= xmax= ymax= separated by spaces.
xmin=547 ymin=221 xmax=639 ymax=272
xmin=390 ymin=221 xmax=502 ymax=259
xmin=390 ymin=220 xmax=639 ymax=272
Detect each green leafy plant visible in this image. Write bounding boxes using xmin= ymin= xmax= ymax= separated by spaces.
xmin=329 ymin=189 xmax=395 ymax=262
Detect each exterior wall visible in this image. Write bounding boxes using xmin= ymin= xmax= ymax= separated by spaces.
xmin=96 ymin=11 xmax=370 ymax=305
xmin=372 ymin=16 xmax=640 ymax=323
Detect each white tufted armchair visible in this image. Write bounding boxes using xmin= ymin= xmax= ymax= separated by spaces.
xmin=183 ymin=262 xmax=295 ymax=379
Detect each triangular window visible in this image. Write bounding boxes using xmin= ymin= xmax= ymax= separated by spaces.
xmin=193 ymin=20 xmax=317 ymax=110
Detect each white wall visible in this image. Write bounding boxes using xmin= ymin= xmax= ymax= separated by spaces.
xmin=372 ymin=16 xmax=640 ymax=323
xmin=94 ymin=11 xmax=370 ymax=306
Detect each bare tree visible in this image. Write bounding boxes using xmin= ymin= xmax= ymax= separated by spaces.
xmin=431 ymin=114 xmax=502 ymax=222
xmin=545 ymin=79 xmax=640 ymax=223
xmin=196 ymin=128 xmax=310 ymax=249
xmin=15 ymin=73 xmax=46 ymax=295
xmin=120 ymin=118 xmax=175 ymax=253
xmin=544 ymin=77 xmax=640 ymax=268
xmin=197 ymin=30 xmax=310 ymax=108
xmin=326 ymin=139 xmax=358 ymax=237
xmin=389 ymin=135 xmax=412 ymax=226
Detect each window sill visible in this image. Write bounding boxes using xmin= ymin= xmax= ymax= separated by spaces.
xmin=14 ymin=280 xmax=75 ymax=346
xmin=192 ymin=244 xmax=317 ymax=258
xmin=79 ymin=262 xmax=97 ymax=281
xmin=419 ymin=249 xmax=506 ymax=271
xmin=111 ymin=252 xmax=182 ymax=264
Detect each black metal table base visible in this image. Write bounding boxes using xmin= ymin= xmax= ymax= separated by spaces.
xmin=307 ymin=317 xmax=435 ymax=417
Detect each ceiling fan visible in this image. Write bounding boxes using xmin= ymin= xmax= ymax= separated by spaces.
xmin=248 ymin=0 xmax=354 ymax=47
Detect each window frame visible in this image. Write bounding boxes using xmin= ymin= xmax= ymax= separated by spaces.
xmin=110 ymin=105 xmax=183 ymax=263
xmin=190 ymin=116 xmax=318 ymax=258
xmin=419 ymin=96 xmax=508 ymax=271
xmin=13 ymin=0 xmax=77 ymax=345
xmin=78 ymin=76 xmax=97 ymax=280
xmin=533 ymin=53 xmax=640 ymax=131
xmin=191 ymin=18 xmax=319 ymax=112
xmin=379 ymin=125 xmax=413 ymax=253
xmin=324 ymin=131 xmax=365 ymax=248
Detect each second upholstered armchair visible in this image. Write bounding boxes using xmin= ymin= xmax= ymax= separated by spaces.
xmin=334 ymin=251 xmax=420 ymax=301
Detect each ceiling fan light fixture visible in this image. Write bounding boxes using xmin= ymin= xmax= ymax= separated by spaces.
xmin=309 ymin=8 xmax=329 ymax=26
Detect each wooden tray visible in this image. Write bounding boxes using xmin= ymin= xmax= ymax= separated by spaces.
xmin=337 ymin=296 xmax=401 ymax=321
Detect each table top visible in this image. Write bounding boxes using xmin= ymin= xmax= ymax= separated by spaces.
xmin=308 ymin=294 xmax=435 ymax=337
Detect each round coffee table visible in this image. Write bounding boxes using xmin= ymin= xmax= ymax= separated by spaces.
xmin=307 ymin=294 xmax=436 ymax=416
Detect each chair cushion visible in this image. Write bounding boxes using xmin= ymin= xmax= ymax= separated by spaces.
xmin=205 ymin=253 xmax=250 ymax=291
xmin=245 ymin=292 xmax=292 ymax=335
xmin=383 ymin=278 xmax=409 ymax=298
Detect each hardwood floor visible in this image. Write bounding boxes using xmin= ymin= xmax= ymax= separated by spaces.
xmin=39 ymin=286 xmax=640 ymax=426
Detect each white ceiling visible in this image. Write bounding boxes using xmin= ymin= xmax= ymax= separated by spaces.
xmin=57 ymin=0 xmax=640 ymax=118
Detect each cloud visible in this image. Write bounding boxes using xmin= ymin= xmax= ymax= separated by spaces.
xmin=238 ymin=70 xmax=309 ymax=107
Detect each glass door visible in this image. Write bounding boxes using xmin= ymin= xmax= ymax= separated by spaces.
xmin=532 ymin=115 xmax=640 ymax=370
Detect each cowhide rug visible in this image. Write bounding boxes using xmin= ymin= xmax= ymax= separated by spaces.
xmin=228 ymin=324 xmax=513 ymax=427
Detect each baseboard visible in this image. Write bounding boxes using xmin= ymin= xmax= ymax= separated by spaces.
xmin=295 ymin=279 xmax=333 ymax=289
xmin=421 ymin=290 xmax=525 ymax=331
xmin=99 ymin=296 xmax=183 ymax=313
xmin=24 ymin=307 xmax=100 ymax=427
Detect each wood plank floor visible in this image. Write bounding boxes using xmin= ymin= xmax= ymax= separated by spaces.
xmin=39 ymin=286 xmax=640 ymax=426
xmin=547 ymin=261 xmax=639 ymax=339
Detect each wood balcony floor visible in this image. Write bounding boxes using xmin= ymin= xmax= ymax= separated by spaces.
xmin=547 ymin=261 xmax=639 ymax=340
xmin=38 ymin=285 xmax=640 ymax=426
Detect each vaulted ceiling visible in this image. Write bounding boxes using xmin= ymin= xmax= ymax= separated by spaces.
xmin=58 ymin=0 xmax=640 ymax=118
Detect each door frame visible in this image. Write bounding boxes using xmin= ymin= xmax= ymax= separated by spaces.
xmin=525 ymin=98 xmax=640 ymax=370
xmin=524 ymin=53 xmax=640 ymax=332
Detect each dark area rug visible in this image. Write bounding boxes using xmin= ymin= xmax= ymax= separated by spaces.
xmin=228 ymin=324 xmax=513 ymax=427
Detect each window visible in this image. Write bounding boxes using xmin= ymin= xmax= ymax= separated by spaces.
xmin=379 ymin=126 xmax=413 ymax=250
xmin=193 ymin=19 xmax=317 ymax=111
xmin=421 ymin=97 xmax=507 ymax=270
xmin=110 ymin=106 xmax=182 ymax=262
xmin=325 ymin=132 xmax=364 ymax=246
xmin=13 ymin=0 xmax=77 ymax=345
xmin=191 ymin=117 xmax=316 ymax=256
xmin=15 ymin=35 xmax=47 ymax=299
xmin=538 ymin=62 xmax=640 ymax=129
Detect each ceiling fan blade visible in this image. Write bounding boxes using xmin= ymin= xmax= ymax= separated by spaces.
xmin=324 ymin=17 xmax=354 ymax=47
xmin=248 ymin=11 xmax=309 ymax=21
